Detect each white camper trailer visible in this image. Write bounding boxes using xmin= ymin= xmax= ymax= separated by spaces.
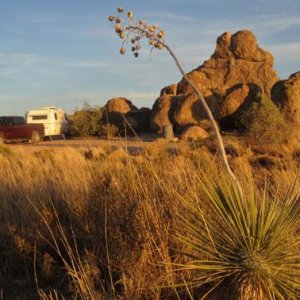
xmin=26 ymin=106 xmax=68 ymax=137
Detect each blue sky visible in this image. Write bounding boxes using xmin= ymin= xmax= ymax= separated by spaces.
xmin=0 ymin=0 xmax=299 ymax=115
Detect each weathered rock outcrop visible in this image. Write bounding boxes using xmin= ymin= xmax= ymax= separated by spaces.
xmin=180 ymin=126 xmax=209 ymax=141
xmin=151 ymin=30 xmax=280 ymax=132
xmin=172 ymin=93 xmax=220 ymax=130
xmin=160 ymin=84 xmax=177 ymax=96
xmin=272 ymin=72 xmax=300 ymax=137
xmin=106 ymin=97 xmax=137 ymax=115
xmin=105 ymin=97 xmax=150 ymax=132
xmin=150 ymin=94 xmax=182 ymax=132
xmin=125 ymin=107 xmax=151 ymax=132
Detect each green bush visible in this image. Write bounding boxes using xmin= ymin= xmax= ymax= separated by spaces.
xmin=99 ymin=123 xmax=118 ymax=137
xmin=68 ymin=103 xmax=118 ymax=138
xmin=241 ymin=94 xmax=288 ymax=146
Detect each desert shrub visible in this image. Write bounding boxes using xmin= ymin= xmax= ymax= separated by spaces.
xmin=241 ymin=94 xmax=288 ymax=146
xmin=100 ymin=123 xmax=118 ymax=137
xmin=68 ymin=103 xmax=104 ymax=137
xmin=68 ymin=103 xmax=118 ymax=138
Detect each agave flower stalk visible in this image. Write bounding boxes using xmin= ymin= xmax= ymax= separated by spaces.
xmin=108 ymin=8 xmax=242 ymax=195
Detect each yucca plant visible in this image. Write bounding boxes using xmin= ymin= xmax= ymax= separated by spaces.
xmin=173 ymin=178 xmax=300 ymax=299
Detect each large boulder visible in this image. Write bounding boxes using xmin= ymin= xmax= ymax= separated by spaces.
xmin=219 ymin=83 xmax=262 ymax=129
xmin=105 ymin=97 xmax=137 ymax=128
xmin=106 ymin=97 xmax=137 ymax=114
xmin=173 ymin=92 xmax=220 ymax=131
xmin=105 ymin=97 xmax=150 ymax=132
xmin=181 ymin=126 xmax=209 ymax=141
xmin=272 ymin=72 xmax=300 ymax=136
xmin=125 ymin=107 xmax=151 ymax=132
xmin=174 ymin=30 xmax=279 ymax=127
xmin=219 ymin=84 xmax=250 ymax=117
xmin=150 ymin=94 xmax=182 ymax=132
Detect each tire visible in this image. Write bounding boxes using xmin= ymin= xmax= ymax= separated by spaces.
xmin=31 ymin=131 xmax=40 ymax=144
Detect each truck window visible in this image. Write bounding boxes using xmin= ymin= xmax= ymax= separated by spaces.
xmin=31 ymin=115 xmax=48 ymax=120
xmin=3 ymin=117 xmax=15 ymax=125
xmin=15 ymin=117 xmax=25 ymax=124
xmin=0 ymin=117 xmax=4 ymax=125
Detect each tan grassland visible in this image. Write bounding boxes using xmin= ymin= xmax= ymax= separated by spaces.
xmin=0 ymin=138 xmax=299 ymax=299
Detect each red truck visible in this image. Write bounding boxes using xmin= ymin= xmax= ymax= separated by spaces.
xmin=0 ymin=116 xmax=44 ymax=144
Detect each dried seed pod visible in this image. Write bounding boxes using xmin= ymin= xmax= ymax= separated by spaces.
xmin=157 ymin=43 xmax=164 ymax=50
xmin=117 ymin=7 xmax=124 ymax=13
xmin=157 ymin=30 xmax=165 ymax=39
xmin=114 ymin=23 xmax=122 ymax=30
xmin=108 ymin=16 xmax=115 ymax=22
xmin=154 ymin=42 xmax=164 ymax=50
xmin=149 ymin=25 xmax=156 ymax=33
xmin=120 ymin=47 xmax=125 ymax=55
xmin=115 ymin=18 xmax=121 ymax=24
xmin=131 ymin=39 xmax=135 ymax=44
xmin=127 ymin=11 xmax=133 ymax=18
xmin=134 ymin=52 xmax=139 ymax=57
xmin=149 ymin=39 xmax=154 ymax=46
xmin=131 ymin=46 xmax=136 ymax=52
xmin=119 ymin=31 xmax=125 ymax=39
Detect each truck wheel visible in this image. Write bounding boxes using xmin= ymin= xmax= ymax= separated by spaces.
xmin=31 ymin=131 xmax=40 ymax=144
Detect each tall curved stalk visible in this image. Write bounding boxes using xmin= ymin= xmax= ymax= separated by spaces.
xmin=108 ymin=9 xmax=242 ymax=195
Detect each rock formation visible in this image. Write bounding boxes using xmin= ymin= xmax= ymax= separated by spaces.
xmin=151 ymin=30 xmax=280 ymax=132
xmin=180 ymin=126 xmax=209 ymax=141
xmin=150 ymin=94 xmax=181 ymax=132
xmin=160 ymin=84 xmax=177 ymax=96
xmin=105 ymin=97 xmax=150 ymax=132
xmin=106 ymin=97 xmax=137 ymax=115
xmin=272 ymin=72 xmax=300 ymax=133
xmin=176 ymin=30 xmax=277 ymax=99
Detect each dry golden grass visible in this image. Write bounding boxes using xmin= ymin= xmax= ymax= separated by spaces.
xmin=0 ymin=139 xmax=299 ymax=299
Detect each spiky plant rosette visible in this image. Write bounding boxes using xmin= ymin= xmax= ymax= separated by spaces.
xmin=174 ymin=178 xmax=300 ymax=299
xmin=108 ymin=7 xmax=166 ymax=58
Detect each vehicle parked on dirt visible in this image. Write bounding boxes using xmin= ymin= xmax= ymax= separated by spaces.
xmin=26 ymin=106 xmax=68 ymax=137
xmin=0 ymin=116 xmax=44 ymax=144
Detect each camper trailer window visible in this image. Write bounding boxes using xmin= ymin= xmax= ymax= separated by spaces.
xmin=32 ymin=115 xmax=48 ymax=120
xmin=54 ymin=113 xmax=58 ymax=120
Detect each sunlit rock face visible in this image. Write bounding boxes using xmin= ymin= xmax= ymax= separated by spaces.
xmin=152 ymin=30 xmax=280 ymax=132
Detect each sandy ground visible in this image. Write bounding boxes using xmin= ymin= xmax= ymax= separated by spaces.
xmin=3 ymin=136 xmax=168 ymax=154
